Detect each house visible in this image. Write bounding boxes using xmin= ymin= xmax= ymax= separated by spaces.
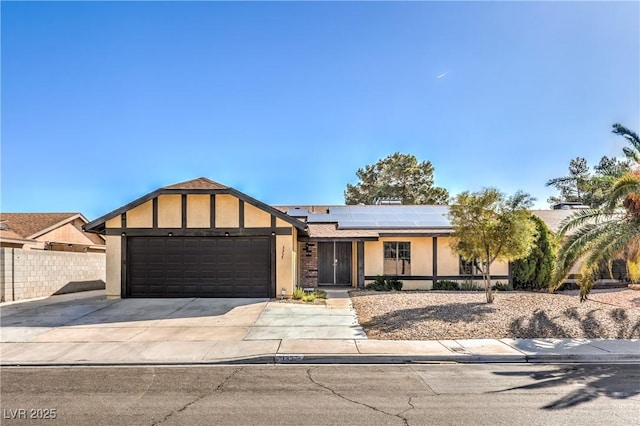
xmin=284 ymin=204 xmax=502 ymax=290
xmin=0 ymin=213 xmax=105 ymax=252
xmin=85 ymin=177 xmax=583 ymax=299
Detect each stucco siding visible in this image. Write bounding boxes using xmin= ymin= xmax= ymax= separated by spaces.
xmin=275 ymin=218 xmax=289 ymax=228
xmin=127 ymin=200 xmax=153 ymax=228
xmin=215 ymin=194 xmax=239 ymax=228
xmin=276 ymin=231 xmax=295 ymax=296
xmin=408 ymin=237 xmax=432 ymax=276
xmin=105 ymin=235 xmax=121 ymax=298
xmin=490 ymin=261 xmax=509 ymax=275
xmin=186 ymin=194 xmax=210 ymax=228
xmin=35 ymin=223 xmax=97 ymax=246
xmin=244 ymin=203 xmax=271 ymax=228
xmin=399 ymin=280 xmax=434 ymax=290
xmin=158 ymin=194 xmax=182 ymax=228
xmin=364 ymin=240 xmax=383 ymax=277
xmin=106 ymin=217 xmax=121 ymax=228
xmin=437 ymin=237 xmax=460 ymax=276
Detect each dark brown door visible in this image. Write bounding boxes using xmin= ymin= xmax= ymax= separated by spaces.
xmin=127 ymin=237 xmax=271 ymax=298
xmin=318 ymin=242 xmax=334 ymax=284
xmin=318 ymin=242 xmax=352 ymax=285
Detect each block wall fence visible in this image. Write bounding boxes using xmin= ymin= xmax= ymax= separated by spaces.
xmin=0 ymin=248 xmax=105 ymax=302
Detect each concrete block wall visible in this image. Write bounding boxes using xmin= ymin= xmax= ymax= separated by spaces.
xmin=0 ymin=248 xmax=105 ymax=302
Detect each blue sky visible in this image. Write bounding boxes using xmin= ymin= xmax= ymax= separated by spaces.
xmin=2 ymin=1 xmax=638 ymax=219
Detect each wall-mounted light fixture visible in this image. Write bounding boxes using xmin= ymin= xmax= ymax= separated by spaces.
xmin=271 ymin=231 xmax=276 ymax=236
xmin=121 ymin=232 xmax=126 ymax=237
xmin=168 ymin=232 xmax=173 ymax=237
xmin=224 ymin=232 xmax=230 ymax=237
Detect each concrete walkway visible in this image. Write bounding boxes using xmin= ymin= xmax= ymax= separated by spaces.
xmin=1 ymin=290 xmax=638 ymax=366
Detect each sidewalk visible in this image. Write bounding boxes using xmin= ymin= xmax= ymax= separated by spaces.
xmin=2 ymin=337 xmax=638 ymax=366
xmin=1 ymin=290 xmax=638 ymax=366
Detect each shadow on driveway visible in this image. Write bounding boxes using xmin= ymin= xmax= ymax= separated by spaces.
xmin=1 ymin=294 xmax=268 ymax=329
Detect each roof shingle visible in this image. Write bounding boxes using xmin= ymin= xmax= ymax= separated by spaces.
xmin=163 ymin=177 xmax=228 ymax=190
xmin=0 ymin=213 xmax=81 ymax=238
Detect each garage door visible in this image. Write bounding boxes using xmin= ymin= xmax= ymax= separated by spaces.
xmin=127 ymin=237 xmax=271 ymax=298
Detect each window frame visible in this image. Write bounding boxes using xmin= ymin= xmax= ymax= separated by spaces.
xmin=459 ymin=256 xmax=482 ymax=275
xmin=383 ymin=241 xmax=411 ymax=275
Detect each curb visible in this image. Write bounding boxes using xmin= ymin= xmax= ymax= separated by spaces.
xmin=2 ymin=354 xmax=638 ymax=367
xmin=525 ymin=353 xmax=640 ymax=363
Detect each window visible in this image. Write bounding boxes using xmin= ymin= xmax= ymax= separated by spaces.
xmin=459 ymin=257 xmax=482 ymax=275
xmin=383 ymin=242 xmax=411 ymax=275
xmin=597 ymin=259 xmax=628 ymax=281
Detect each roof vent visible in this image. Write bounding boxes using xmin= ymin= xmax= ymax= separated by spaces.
xmin=0 ymin=220 xmax=6 ymax=230
xmin=373 ymin=197 xmax=403 ymax=205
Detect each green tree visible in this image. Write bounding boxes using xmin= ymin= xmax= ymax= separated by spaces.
xmin=449 ymin=188 xmax=537 ymax=303
xmin=511 ymin=215 xmax=556 ymax=291
xmin=589 ymin=156 xmax=632 ymax=208
xmin=551 ymin=124 xmax=640 ymax=301
xmin=546 ymin=157 xmax=591 ymax=205
xmin=345 ymin=153 xmax=449 ymax=205
xmin=546 ymin=155 xmax=631 ymax=208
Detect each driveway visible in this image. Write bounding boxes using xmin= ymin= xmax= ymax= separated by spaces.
xmin=0 ymin=290 xmax=366 ymax=345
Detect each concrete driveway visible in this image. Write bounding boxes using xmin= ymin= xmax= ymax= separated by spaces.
xmin=0 ymin=290 xmax=366 ymax=345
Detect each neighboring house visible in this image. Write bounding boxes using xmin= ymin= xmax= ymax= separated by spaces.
xmin=0 ymin=213 xmax=105 ymax=252
xmin=84 ymin=177 xmax=580 ymax=299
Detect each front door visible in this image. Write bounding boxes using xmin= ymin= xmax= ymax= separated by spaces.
xmin=318 ymin=242 xmax=352 ymax=285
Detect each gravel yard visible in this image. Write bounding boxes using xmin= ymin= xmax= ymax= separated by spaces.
xmin=350 ymin=289 xmax=640 ymax=340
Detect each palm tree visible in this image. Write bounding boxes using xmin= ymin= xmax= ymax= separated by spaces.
xmin=551 ymin=124 xmax=640 ymax=301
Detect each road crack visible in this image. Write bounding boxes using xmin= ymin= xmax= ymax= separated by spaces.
xmin=151 ymin=367 xmax=242 ymax=426
xmin=409 ymin=365 xmax=439 ymax=395
xmin=397 ymin=396 xmax=415 ymax=418
xmin=306 ymin=367 xmax=411 ymax=426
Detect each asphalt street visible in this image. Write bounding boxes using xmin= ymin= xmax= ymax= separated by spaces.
xmin=1 ymin=364 xmax=639 ymax=425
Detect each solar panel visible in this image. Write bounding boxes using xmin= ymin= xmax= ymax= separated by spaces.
xmin=302 ymin=205 xmax=452 ymax=228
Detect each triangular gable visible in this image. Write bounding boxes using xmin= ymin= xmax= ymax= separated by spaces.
xmin=29 ymin=213 xmax=89 ymax=239
xmin=0 ymin=213 xmax=85 ymax=239
xmin=84 ymin=177 xmax=306 ymax=233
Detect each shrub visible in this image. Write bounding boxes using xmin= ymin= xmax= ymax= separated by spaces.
xmin=492 ymin=281 xmax=512 ymax=291
xmin=460 ymin=280 xmax=483 ymax=291
xmin=366 ymin=275 xmax=403 ymax=291
xmin=314 ymin=289 xmax=327 ymax=299
xmin=433 ymin=280 xmax=460 ymax=291
xmin=512 ymin=215 xmax=556 ymax=291
xmin=292 ymin=287 xmax=305 ymax=300
xmin=302 ymin=292 xmax=316 ymax=302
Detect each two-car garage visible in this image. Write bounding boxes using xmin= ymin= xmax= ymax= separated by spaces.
xmin=83 ymin=177 xmax=303 ymax=299
xmin=127 ymin=236 xmax=271 ymax=298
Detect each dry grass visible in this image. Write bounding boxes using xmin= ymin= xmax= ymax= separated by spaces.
xmin=350 ymin=289 xmax=640 ymax=340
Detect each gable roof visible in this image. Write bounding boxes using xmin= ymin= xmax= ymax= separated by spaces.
xmin=163 ymin=177 xmax=228 ymax=190
xmin=529 ymin=209 xmax=577 ymax=233
xmin=0 ymin=213 xmax=86 ymax=239
xmin=84 ymin=177 xmax=306 ymax=233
